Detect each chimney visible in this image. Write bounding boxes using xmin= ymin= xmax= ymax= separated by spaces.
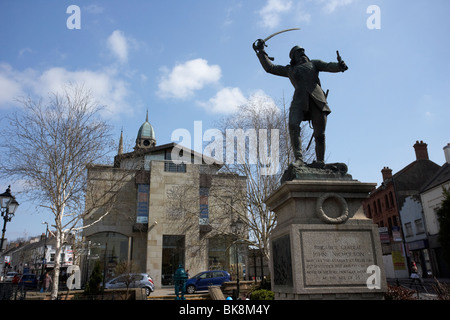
xmin=444 ymin=143 xmax=450 ymax=164
xmin=381 ymin=167 xmax=393 ymax=181
xmin=413 ymin=140 xmax=429 ymax=160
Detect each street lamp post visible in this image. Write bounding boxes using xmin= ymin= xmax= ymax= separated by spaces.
xmin=231 ymin=217 xmax=244 ymax=300
xmin=0 ymin=186 xmax=19 ymax=252
xmin=40 ymin=222 xmax=49 ymax=285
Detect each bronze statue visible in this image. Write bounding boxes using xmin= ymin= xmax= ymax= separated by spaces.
xmin=253 ymin=36 xmax=348 ymax=171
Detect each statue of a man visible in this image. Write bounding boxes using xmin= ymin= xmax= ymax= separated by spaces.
xmin=254 ymin=41 xmax=348 ymax=169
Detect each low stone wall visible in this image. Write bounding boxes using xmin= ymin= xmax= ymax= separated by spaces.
xmin=222 ymin=281 xmax=259 ymax=298
xmin=25 ymin=288 xmax=147 ymax=300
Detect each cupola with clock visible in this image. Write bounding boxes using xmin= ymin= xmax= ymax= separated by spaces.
xmin=134 ymin=110 xmax=156 ymax=150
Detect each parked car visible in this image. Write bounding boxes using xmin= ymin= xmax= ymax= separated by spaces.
xmin=104 ymin=273 xmax=154 ymax=296
xmin=18 ymin=274 xmax=38 ymax=289
xmin=3 ymin=272 xmax=18 ymax=282
xmin=185 ymin=270 xmax=231 ymax=294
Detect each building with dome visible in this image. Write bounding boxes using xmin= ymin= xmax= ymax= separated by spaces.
xmin=134 ymin=111 xmax=156 ymax=150
xmin=82 ymin=113 xmax=247 ymax=289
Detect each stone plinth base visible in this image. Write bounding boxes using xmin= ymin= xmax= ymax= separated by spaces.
xmin=265 ymin=179 xmax=387 ymax=300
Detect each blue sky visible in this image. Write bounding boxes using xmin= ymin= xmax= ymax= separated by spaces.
xmin=1 ymin=0 xmax=449 ymax=241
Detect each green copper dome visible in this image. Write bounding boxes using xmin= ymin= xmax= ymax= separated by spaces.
xmin=137 ymin=121 xmax=155 ymax=139
xmin=137 ymin=110 xmax=155 ymax=140
xmin=135 ymin=110 xmax=156 ymax=150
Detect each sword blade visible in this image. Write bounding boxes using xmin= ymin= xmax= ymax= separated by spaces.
xmin=263 ymin=28 xmax=300 ymax=42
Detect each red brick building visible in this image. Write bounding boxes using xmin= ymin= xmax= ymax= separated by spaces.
xmin=362 ymin=141 xmax=441 ymax=278
xmin=364 ymin=166 xmax=399 ymax=233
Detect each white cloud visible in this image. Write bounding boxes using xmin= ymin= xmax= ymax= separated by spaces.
xmin=38 ymin=67 xmax=129 ymax=116
xmin=0 ymin=64 xmax=24 ymax=107
xmin=0 ymin=63 xmax=130 ymax=117
xmin=107 ymin=30 xmax=128 ymax=63
xmin=292 ymin=3 xmax=311 ymax=24
xmin=198 ymin=87 xmax=247 ymax=114
xmin=19 ymin=48 xmax=33 ymax=57
xmin=246 ymin=90 xmax=280 ymax=114
xmin=157 ymin=58 xmax=222 ymax=100
xmin=84 ymin=4 xmax=104 ymax=14
xmin=223 ymin=3 xmax=243 ymax=27
xmin=0 ymin=30 xmax=141 ymax=117
xmin=258 ymin=0 xmax=293 ymax=29
xmin=320 ymin=0 xmax=356 ymax=13
xmin=257 ymin=0 xmax=356 ymax=29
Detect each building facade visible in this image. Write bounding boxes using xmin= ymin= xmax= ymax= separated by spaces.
xmin=420 ymin=143 xmax=450 ymax=277
xmin=82 ymin=115 xmax=247 ymax=288
xmin=363 ymin=141 xmax=441 ymax=279
xmin=0 ymin=234 xmax=73 ymax=280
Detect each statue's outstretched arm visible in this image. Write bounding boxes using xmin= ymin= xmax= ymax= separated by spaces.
xmin=314 ymin=51 xmax=348 ymax=73
xmin=256 ymin=50 xmax=289 ymax=77
xmin=314 ymin=60 xmax=348 ymax=73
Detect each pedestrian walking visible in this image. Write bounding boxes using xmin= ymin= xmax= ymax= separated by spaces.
xmin=43 ymin=272 xmax=52 ymax=292
xmin=409 ymin=261 xmax=425 ymax=289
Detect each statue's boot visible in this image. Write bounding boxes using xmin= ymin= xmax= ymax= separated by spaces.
xmin=290 ymin=126 xmax=304 ymax=167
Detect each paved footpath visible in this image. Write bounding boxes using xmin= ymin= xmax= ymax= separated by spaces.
xmin=149 ymin=287 xmax=211 ymax=300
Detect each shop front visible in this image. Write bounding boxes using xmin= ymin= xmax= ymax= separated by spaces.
xmin=406 ymin=239 xmax=432 ymax=277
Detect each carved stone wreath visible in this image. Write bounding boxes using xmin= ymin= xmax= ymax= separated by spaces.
xmin=315 ymin=193 xmax=349 ymax=224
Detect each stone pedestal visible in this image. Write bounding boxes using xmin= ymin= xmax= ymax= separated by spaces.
xmin=265 ymin=179 xmax=387 ymax=300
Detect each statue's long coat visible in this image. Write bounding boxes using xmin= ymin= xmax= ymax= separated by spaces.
xmin=257 ymin=51 xmax=342 ymax=120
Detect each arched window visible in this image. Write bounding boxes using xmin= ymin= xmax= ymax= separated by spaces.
xmin=85 ymin=232 xmax=131 ymax=281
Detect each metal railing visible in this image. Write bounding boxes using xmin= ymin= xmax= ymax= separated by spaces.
xmin=0 ymin=283 xmax=27 ymax=300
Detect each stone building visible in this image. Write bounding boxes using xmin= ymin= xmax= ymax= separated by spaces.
xmin=82 ymin=114 xmax=247 ymax=288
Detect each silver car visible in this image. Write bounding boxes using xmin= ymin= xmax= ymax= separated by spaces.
xmin=105 ymin=273 xmax=155 ymax=296
xmin=4 ymin=272 xmax=18 ymax=282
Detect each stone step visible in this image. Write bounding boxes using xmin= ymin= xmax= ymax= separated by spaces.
xmin=148 ymin=293 xmax=210 ymax=300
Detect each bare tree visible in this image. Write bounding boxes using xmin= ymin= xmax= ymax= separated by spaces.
xmin=0 ymin=84 xmax=122 ymax=299
xmin=164 ymin=166 xmax=248 ymax=279
xmin=217 ymin=93 xmax=313 ymax=268
xmin=113 ymin=260 xmax=140 ymax=299
xmin=165 ymin=168 xmax=247 ymax=240
xmin=165 ymin=93 xmax=313 ymax=278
